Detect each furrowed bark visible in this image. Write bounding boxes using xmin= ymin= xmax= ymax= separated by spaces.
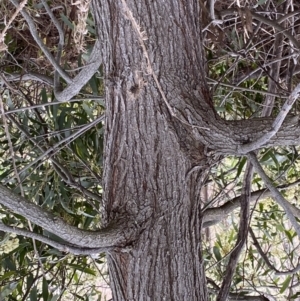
xmin=92 ymin=0 xmax=300 ymax=299
xmin=93 ymin=0 xmax=210 ymax=299
xmin=0 ymin=185 xmax=137 ymax=249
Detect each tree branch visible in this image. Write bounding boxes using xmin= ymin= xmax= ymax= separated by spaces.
xmin=250 ymin=227 xmax=300 ymax=276
xmin=0 ymin=222 xmax=109 ymax=255
xmin=202 ymin=179 xmax=300 ymax=228
xmin=1 ymin=72 xmax=54 ymax=85
xmin=216 ymin=162 xmax=253 ymax=301
xmin=217 ymin=9 xmax=300 ymax=50
xmin=248 ymin=152 xmax=300 ymax=238
xmin=207 ymin=277 xmax=270 ymax=300
xmin=238 ymin=82 xmax=300 ymax=154
xmin=0 ymin=185 xmax=138 ymax=249
xmin=9 ymin=0 xmax=72 ymax=83
xmin=249 ymin=227 xmax=279 ymax=272
xmin=54 ymin=39 xmax=103 ymax=102
xmin=4 ymin=97 xmax=105 ymax=115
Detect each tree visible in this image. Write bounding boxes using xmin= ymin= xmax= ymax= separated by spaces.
xmin=1 ymin=0 xmax=300 ymax=300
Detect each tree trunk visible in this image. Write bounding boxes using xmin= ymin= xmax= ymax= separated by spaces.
xmin=92 ymin=0 xmax=212 ymax=300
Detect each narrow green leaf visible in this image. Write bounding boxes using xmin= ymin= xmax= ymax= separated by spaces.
xmin=213 ymin=246 xmax=222 ymax=262
xmin=285 ymin=230 xmax=294 ymax=244
xmin=280 ymin=275 xmax=291 ymax=294
xmin=60 ymin=13 xmax=74 ymax=29
xmin=236 ymin=157 xmax=247 ymax=178
xmin=69 ymin=264 xmax=96 ymax=276
xmin=42 ymin=278 xmax=49 ymax=301
xmin=0 ymin=271 xmax=15 ymax=282
xmin=29 ymin=286 xmax=38 ymax=301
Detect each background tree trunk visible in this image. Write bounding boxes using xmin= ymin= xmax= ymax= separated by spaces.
xmin=92 ymin=0 xmax=212 ymax=300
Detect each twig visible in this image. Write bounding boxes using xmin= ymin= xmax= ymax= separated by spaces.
xmin=248 ymin=152 xmax=300 ymax=238
xmin=261 ymin=31 xmax=284 ymax=116
xmin=1 ymin=71 xmax=54 ymax=85
xmin=8 ymin=0 xmax=72 ymax=83
xmin=40 ymin=0 xmax=65 ymax=97
xmin=216 ymin=162 xmax=253 ymax=301
xmin=0 ymin=95 xmax=46 ymax=275
xmin=249 ymin=227 xmax=279 ymax=272
xmin=250 ymin=227 xmax=300 ymax=276
xmin=4 ymin=96 xmax=105 ymax=115
xmin=207 ymin=77 xmax=288 ymax=98
xmin=4 ymin=114 xmax=104 ymax=184
xmin=239 ymin=82 xmax=300 ymax=154
xmin=55 ymin=39 xmax=103 ymax=102
xmin=40 ymin=0 xmax=64 ymax=45
xmin=0 ymin=0 xmax=28 ymax=50
xmin=6 ymin=114 xmax=103 ymax=206
xmin=202 ymin=179 xmax=300 ymax=227
xmin=217 ymin=9 xmax=300 ymax=50
xmin=207 ymin=276 xmax=272 ymax=300
xmin=275 ymin=262 xmax=300 ymax=276
xmin=209 ymin=0 xmax=222 ymax=25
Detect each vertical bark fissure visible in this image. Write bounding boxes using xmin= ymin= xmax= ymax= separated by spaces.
xmin=93 ymin=0 xmax=212 ymax=299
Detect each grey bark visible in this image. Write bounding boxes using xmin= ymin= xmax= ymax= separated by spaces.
xmin=2 ymin=0 xmax=300 ymax=300
xmin=54 ymin=39 xmax=103 ymax=102
xmin=0 ymin=184 xmax=137 ymax=250
xmin=91 ymin=0 xmax=300 ymax=300
xmin=93 ymin=1 xmax=210 ymax=300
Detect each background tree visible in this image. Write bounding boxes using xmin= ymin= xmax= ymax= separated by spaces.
xmin=1 ymin=0 xmax=300 ymax=300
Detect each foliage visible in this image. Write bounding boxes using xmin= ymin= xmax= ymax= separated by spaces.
xmin=0 ymin=0 xmax=109 ymax=299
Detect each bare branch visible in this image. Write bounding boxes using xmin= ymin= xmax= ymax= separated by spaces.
xmin=217 ymin=9 xmax=300 ymax=50
xmin=1 ymin=72 xmax=54 ymax=85
xmin=249 ymin=152 xmax=300 ymax=238
xmin=0 ymin=184 xmax=138 ymax=249
xmin=203 ymin=179 xmax=300 ymax=228
xmin=207 ymin=78 xmax=289 ymax=99
xmin=275 ymin=263 xmax=300 ymax=276
xmin=9 ymin=0 xmax=72 ymax=83
xmin=216 ymin=162 xmax=253 ymax=301
xmin=239 ymin=82 xmax=300 ymax=154
xmin=0 ymin=0 xmax=28 ymax=51
xmin=250 ymin=227 xmax=300 ymax=276
xmin=207 ymin=277 xmax=270 ymax=300
xmin=261 ymin=31 xmax=284 ymax=117
xmin=0 ymin=222 xmax=109 ymax=255
xmin=4 ymin=97 xmax=105 ymax=114
xmin=40 ymin=0 xmax=64 ymax=47
xmin=4 ymin=115 xmax=104 ymax=184
xmin=249 ymin=227 xmax=279 ymax=272
xmin=54 ymin=39 xmax=103 ymax=102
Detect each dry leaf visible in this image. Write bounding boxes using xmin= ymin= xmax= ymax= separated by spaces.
xmin=245 ymin=8 xmax=253 ymax=33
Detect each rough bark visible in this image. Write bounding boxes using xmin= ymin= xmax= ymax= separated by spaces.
xmin=1 ymin=0 xmax=300 ymax=300
xmin=0 ymin=184 xmax=137 ymax=249
xmin=93 ymin=1 xmax=210 ymax=300
xmin=90 ymin=0 xmax=300 ymax=299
